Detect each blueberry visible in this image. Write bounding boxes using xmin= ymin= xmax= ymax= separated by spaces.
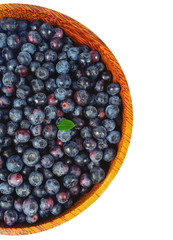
xmin=50 ymin=37 xmax=63 ymax=51
xmin=4 ymin=209 xmax=18 ymax=226
xmin=106 ymin=130 xmax=121 ymax=144
xmin=18 ymin=213 xmax=26 ymax=223
xmin=15 ymin=129 xmax=30 ymax=143
xmin=90 ymin=50 xmax=100 ymax=63
xmin=107 ymin=82 xmax=120 ymax=95
xmin=56 ymin=190 xmax=70 ymax=204
xmin=40 ymin=197 xmax=54 ymax=212
xmin=7 ymin=34 xmax=21 ymax=49
xmin=97 ymin=139 xmax=108 ymax=150
xmin=22 ymin=148 xmax=40 ymax=167
xmin=17 ymin=51 xmax=32 ymax=66
xmin=54 ymin=27 xmax=64 ymax=38
xmin=80 ymin=126 xmax=92 ymax=139
xmin=109 ymin=96 xmax=122 ymax=106
xmin=0 ymin=33 xmax=7 ymax=48
xmin=84 ymin=106 xmax=98 ymax=119
xmin=17 ymin=19 xmax=28 ymax=31
xmin=35 ymin=67 xmax=50 ymax=81
xmin=15 ymin=65 xmax=28 ymax=77
xmin=2 ymin=71 xmax=17 ymax=87
xmin=7 ymin=121 xmax=18 ymax=136
xmin=63 ymin=141 xmax=79 ymax=157
xmin=69 ymin=185 xmax=80 ymax=196
xmin=32 ymin=136 xmax=48 ymax=149
xmin=50 ymin=203 xmax=62 ymax=216
xmin=6 ymin=155 xmax=23 ymax=173
xmin=19 ymin=30 xmax=28 ymax=43
xmin=90 ymin=166 xmax=105 ymax=183
xmin=0 ymin=182 xmax=14 ymax=194
xmin=44 ymin=105 xmax=57 ymax=120
xmin=85 ymin=65 xmax=99 ymax=80
xmin=28 ymin=109 xmax=45 ymax=125
xmin=57 ymin=52 xmax=67 ymax=61
xmin=103 ymin=148 xmax=117 ymax=162
xmin=32 ymin=186 xmax=47 ymax=198
xmin=93 ymin=126 xmax=107 ymax=140
xmin=30 ymin=20 xmax=43 ymax=31
xmin=45 ymin=49 xmax=58 ymax=62
xmin=0 ymin=17 xmax=18 ymax=31
xmin=45 ymin=178 xmax=60 ymax=195
xmin=56 ymin=60 xmax=70 ymax=74
xmin=74 ymin=153 xmax=90 ymax=167
xmin=42 ymin=168 xmax=54 ymax=179
xmin=14 ymin=198 xmax=23 ymax=212
xmin=72 ymin=106 xmax=83 ymax=117
xmin=41 ymin=154 xmax=54 ymax=169
xmin=69 ymin=165 xmax=81 ymax=177
xmin=23 ymin=198 xmax=38 ymax=216
xmin=54 ymin=88 xmax=67 ymax=101
xmin=8 ymin=173 xmax=23 ymax=187
xmin=95 ymin=92 xmax=109 ymax=106
xmin=39 ymin=23 xmax=55 ymax=40
xmin=60 ymin=99 xmax=75 ymax=113
xmin=50 ymin=146 xmax=64 ymax=160
xmin=56 ymin=74 xmax=71 ymax=89
xmin=20 ymin=44 xmax=35 ymax=58
xmin=26 ymin=213 xmax=39 ymax=224
xmin=0 ymin=195 xmax=14 ymax=210
xmin=34 ymin=51 xmax=44 ymax=62
xmin=63 ymin=174 xmax=78 ymax=189
xmin=78 ymin=52 xmax=92 ymax=67
xmin=57 ymin=130 xmax=72 ymax=143
xmin=52 ymin=161 xmax=69 ymax=177
xmin=89 ymin=118 xmax=100 ymax=128
xmin=28 ymin=171 xmax=43 ymax=187
xmin=102 ymin=119 xmax=116 ymax=131
xmin=42 ymin=62 xmax=56 ymax=75
xmin=16 ymin=85 xmax=31 ymax=99
xmin=95 ymin=62 xmax=105 ymax=72
xmin=80 ymin=173 xmax=92 ymax=188
xmin=89 ymin=149 xmax=103 ymax=163
xmin=9 ymin=108 xmax=23 ymax=122
xmin=27 ymin=30 xmax=42 ymax=45
xmin=76 ymin=76 xmax=92 ymax=90
xmin=30 ymin=124 xmax=42 ymax=137
xmin=38 ymin=41 xmax=49 ymax=52
xmin=42 ymin=125 xmax=57 ymax=140
xmin=67 ymin=47 xmax=80 ymax=61
xmin=16 ymin=182 xmax=31 ymax=197
xmin=105 ymin=105 xmax=120 ymax=119
xmin=74 ymin=90 xmax=89 ymax=106
xmin=31 ymin=79 xmax=44 ymax=93
xmin=30 ymin=61 xmax=41 ymax=74
xmin=83 ymin=138 xmax=97 ymax=151
xmin=0 ymin=169 xmax=8 ymax=181
xmin=2 ymin=47 xmax=14 ymax=61
xmin=45 ymin=78 xmax=57 ymax=92
xmin=101 ymin=71 xmax=113 ymax=82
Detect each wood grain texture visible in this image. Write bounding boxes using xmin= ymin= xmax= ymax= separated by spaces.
xmin=0 ymin=4 xmax=133 ymax=235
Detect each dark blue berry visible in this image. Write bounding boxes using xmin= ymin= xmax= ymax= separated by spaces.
xmin=6 ymin=155 xmax=23 ymax=173
xmin=30 ymin=20 xmax=42 ymax=31
xmin=80 ymin=173 xmax=92 ymax=188
xmin=23 ymin=198 xmax=38 ymax=216
xmin=56 ymin=74 xmax=71 ymax=88
xmin=34 ymin=51 xmax=44 ymax=62
xmin=60 ymin=99 xmax=75 ymax=113
xmin=78 ymin=52 xmax=92 ymax=67
xmin=57 ymin=130 xmax=72 ymax=142
xmin=7 ymin=34 xmax=21 ymax=49
xmin=74 ymin=90 xmax=89 ymax=106
xmin=102 ymin=119 xmax=116 ymax=131
xmin=15 ymin=129 xmax=30 ymax=143
xmin=90 ymin=166 xmax=105 ymax=183
xmin=16 ymin=85 xmax=31 ymax=99
xmin=63 ymin=174 xmax=78 ymax=189
xmin=106 ymin=130 xmax=121 ymax=144
xmin=31 ymin=79 xmax=44 ymax=93
xmin=16 ymin=182 xmax=31 ymax=197
xmin=39 ymin=23 xmax=55 ymax=40
xmin=0 ymin=182 xmax=14 ymax=194
xmin=56 ymin=190 xmax=70 ymax=204
xmin=17 ymin=19 xmax=28 ymax=31
xmin=105 ymin=105 xmax=120 ymax=119
xmin=97 ymin=139 xmax=108 ymax=150
xmin=30 ymin=61 xmax=41 ymax=74
xmin=83 ymin=138 xmax=97 ymax=151
xmin=56 ymin=60 xmax=70 ymax=74
xmin=0 ymin=33 xmax=7 ymax=48
xmin=44 ymin=105 xmax=57 ymax=120
xmin=80 ymin=126 xmax=92 ymax=139
xmin=74 ymin=153 xmax=90 ymax=167
xmin=45 ymin=49 xmax=58 ymax=62
xmin=67 ymin=47 xmax=80 ymax=61
xmin=41 ymin=154 xmax=54 ymax=168
xmin=28 ymin=171 xmax=43 ymax=187
xmin=4 ymin=209 xmax=18 ymax=226
xmin=45 ymin=178 xmax=60 ymax=195
xmin=63 ymin=141 xmax=79 ymax=157
xmin=27 ymin=31 xmax=42 ymax=45
xmin=32 ymin=136 xmax=47 ymax=149
xmin=28 ymin=109 xmax=45 ymax=125
xmin=84 ymin=106 xmax=98 ymax=119
xmin=2 ymin=71 xmax=17 ymax=87
xmin=103 ymin=148 xmax=116 ymax=162
xmin=52 ymin=161 xmax=69 ymax=177
xmin=38 ymin=41 xmax=49 ymax=52
xmin=17 ymin=51 xmax=32 ymax=65
xmin=42 ymin=125 xmax=57 ymax=140
xmin=0 ymin=195 xmax=14 ymax=210
xmin=42 ymin=62 xmax=55 ymax=75
xmin=45 ymin=78 xmax=57 ymax=92
xmin=109 ymin=96 xmax=122 ymax=106
xmin=23 ymin=148 xmax=40 ymax=167
xmin=50 ymin=203 xmax=62 ymax=216
xmin=9 ymin=108 xmax=23 ymax=122
xmin=35 ymin=67 xmax=50 ymax=81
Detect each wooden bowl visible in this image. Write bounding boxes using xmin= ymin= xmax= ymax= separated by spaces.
xmin=0 ymin=3 xmax=133 ymax=235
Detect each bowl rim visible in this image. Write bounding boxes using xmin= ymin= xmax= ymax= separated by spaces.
xmin=0 ymin=3 xmax=133 ymax=235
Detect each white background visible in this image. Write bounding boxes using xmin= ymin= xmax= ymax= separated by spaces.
xmin=1 ymin=0 xmax=173 ymax=239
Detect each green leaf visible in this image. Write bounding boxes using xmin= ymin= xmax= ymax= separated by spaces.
xmin=57 ymin=119 xmax=75 ymax=131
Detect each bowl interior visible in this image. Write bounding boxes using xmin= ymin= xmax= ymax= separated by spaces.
xmin=0 ymin=3 xmax=133 ymax=235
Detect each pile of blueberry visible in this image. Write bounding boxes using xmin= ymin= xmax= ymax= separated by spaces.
xmin=0 ymin=17 xmax=122 ymax=226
